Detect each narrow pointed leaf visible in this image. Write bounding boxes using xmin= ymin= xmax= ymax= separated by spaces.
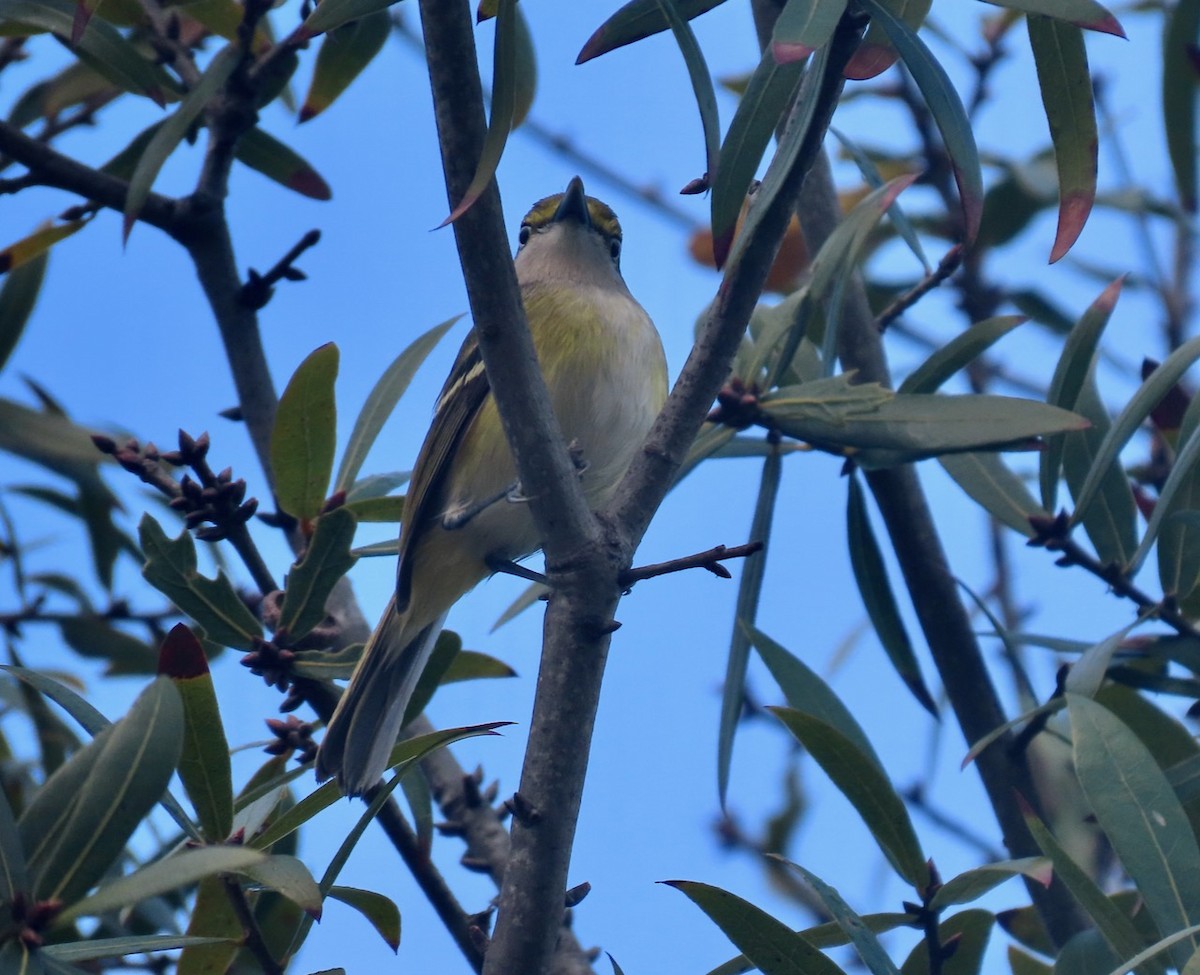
xmin=665 ymin=880 xmax=845 ymax=975
xmin=844 ymin=0 xmax=931 ymax=79
xmin=706 ymin=914 xmax=919 ymax=975
xmin=710 ymin=43 xmax=805 ymax=259
xmin=1070 ymin=693 xmax=1200 ymax=970
xmin=243 ymin=854 xmax=322 ymax=918
xmin=939 ymin=452 xmax=1045 ymax=537
xmin=770 ymin=0 xmax=848 ymax=63
xmin=0 ymin=249 xmax=48 ymax=377
xmin=1134 ymin=423 xmax=1200 ymax=578
xmin=1159 ymin=512 xmax=1200 ymax=601
xmin=718 ymin=448 xmax=781 ymax=805
xmin=846 ymin=474 xmax=936 ymax=716
xmin=1028 ymin=15 xmax=1098 ymax=262
xmin=0 ymin=788 xmax=27 ymax=901
xmin=124 ymin=43 xmax=240 ymax=238
xmin=1071 ymin=334 xmax=1200 ymax=527
xmin=343 ymin=494 xmax=404 ymax=522
xmin=1163 ymin=0 xmax=1199 ymax=211
xmin=770 ymin=707 xmax=928 ymax=886
xmin=235 ymin=127 xmax=332 ymax=200
xmin=900 ymin=909 xmax=993 ymax=975
xmin=982 ymin=0 xmax=1124 ymax=35
xmin=441 ymin=0 xmax=520 ymax=225
xmin=139 ymin=514 xmax=262 ymax=649
xmin=327 ymin=886 xmax=400 ymax=951
xmin=158 ymin=623 xmax=233 ymax=841
xmin=56 ymin=846 xmax=267 ymax=925
xmin=42 ymin=936 xmax=234 ymax=963
xmin=278 ymin=507 xmax=358 ymax=641
xmin=929 ymin=858 xmax=1052 ymax=910
xmin=400 ymin=764 xmax=433 ymax=854
xmin=299 ymin=9 xmax=389 ymax=123
xmin=857 ymin=0 xmax=982 ymax=242
xmin=441 ymin=649 xmax=516 ymax=683
xmin=272 ymin=342 xmax=339 ymax=523
xmin=575 ymin=0 xmax=727 ymax=63
xmin=1064 ymin=618 xmax=1142 ymax=698
xmin=1041 ymin=276 xmax=1123 ymax=511
xmin=403 ymin=630 xmax=464 ymax=726
xmin=658 ymin=0 xmax=720 ymax=182
xmin=899 ymin=316 xmax=1026 ymax=394
xmin=491 ymin=579 xmax=549 ymax=630
xmin=334 ymin=316 xmax=459 ymax=491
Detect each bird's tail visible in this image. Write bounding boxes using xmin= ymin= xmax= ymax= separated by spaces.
xmin=316 ymin=595 xmax=446 ymax=797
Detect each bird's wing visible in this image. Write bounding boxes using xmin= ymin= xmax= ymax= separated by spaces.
xmin=395 ymin=330 xmax=490 ymax=611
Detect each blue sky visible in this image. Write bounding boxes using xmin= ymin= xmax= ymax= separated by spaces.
xmin=0 ymin=1 xmax=1182 ymax=972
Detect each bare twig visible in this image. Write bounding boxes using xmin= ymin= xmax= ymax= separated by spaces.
xmin=241 ymin=229 xmax=322 ymax=310
xmin=222 ymin=874 xmax=284 ymax=975
xmin=620 ymin=541 xmax=763 ymax=586
xmin=875 ymin=245 xmax=963 ymax=332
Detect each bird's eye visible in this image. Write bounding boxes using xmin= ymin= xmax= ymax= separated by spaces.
xmin=609 ymin=238 xmax=622 ymax=262
xmin=518 ymin=226 xmax=531 ymax=246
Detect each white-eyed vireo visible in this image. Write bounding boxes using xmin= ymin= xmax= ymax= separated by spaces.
xmin=317 ymin=177 xmax=668 ymax=796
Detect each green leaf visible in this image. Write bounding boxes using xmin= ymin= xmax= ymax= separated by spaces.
xmin=843 ymin=0 xmax=931 ymax=79
xmin=400 ymin=763 xmax=433 ymax=855
xmin=575 ymin=0 xmax=727 ymax=62
xmin=441 ymin=648 xmax=516 ymax=683
xmin=0 ymin=247 xmax=47 ymax=376
xmin=1041 ymin=276 xmax=1124 ymax=512
xmin=334 ymin=316 xmax=459 ymax=492
xmin=857 ymin=0 xmax=982 ymax=242
xmin=299 ymin=9 xmax=389 ymax=122
xmin=242 ymin=854 xmax=322 ymax=918
xmin=900 ymin=909 xmax=993 ymax=975
xmin=490 ymin=580 xmax=549 ymax=630
xmin=748 ymin=625 xmax=882 ymax=763
xmin=657 ymin=0 xmax=720 ymax=184
xmin=327 ymin=886 xmax=400 ymax=951
xmin=297 ymin=0 xmax=397 ymax=36
xmin=157 ymin=623 xmax=233 ymax=842
xmin=1028 ymin=15 xmax=1098 ymax=262
xmin=709 ymin=44 xmax=805 ymax=262
xmin=441 ymin=0 xmax=522 ymax=225
xmin=0 ymin=787 xmax=28 ymax=901
xmin=982 ymin=0 xmax=1124 ymax=35
xmin=124 ymin=43 xmax=240 ymax=238
xmin=769 ymin=0 xmax=848 ymax=62
xmin=0 ymin=396 xmax=112 ymax=483
xmin=56 ymin=846 xmax=267 ymax=925
xmin=24 ymin=677 xmax=183 ymax=906
xmin=1070 ymin=693 xmax=1200 ymax=970
xmin=177 ymin=874 xmax=243 ymax=975
xmin=770 ymin=707 xmax=928 ymax=887
xmin=665 ymin=880 xmax=845 ymax=975
xmin=278 ymin=507 xmax=358 ymax=641
xmin=272 ymin=342 xmax=339 ymax=523
xmin=929 ymin=858 xmax=1051 ymax=910
xmin=898 ymin=316 xmax=1026 ymax=394
xmin=234 ymin=127 xmax=332 ymax=200
xmin=57 ymin=615 xmax=156 ymax=675
xmin=403 ymin=630 xmax=463 ymax=727
xmin=1064 ymin=618 xmax=1143 ymax=699
xmin=846 ymin=474 xmax=936 ymax=716
xmin=707 ymin=914 xmax=918 ymax=975
xmin=291 ymin=641 xmax=363 ymax=680
xmin=718 ymin=448 xmax=781 ymax=806
xmin=0 ymin=941 xmax=44 ymax=975
xmin=139 ymin=513 xmax=262 ymax=649
xmin=773 ymin=859 xmax=902 ymax=975
xmin=1133 ymin=421 xmax=1200 ymax=578
xmin=1024 ymin=804 xmax=1163 ymax=975
xmin=343 ymin=494 xmax=404 ymax=522
xmin=1163 ymin=0 xmax=1199 ymax=211
xmin=1071 ymin=334 xmax=1200 ymax=529
xmin=1159 ymin=512 xmax=1200 ymax=601
xmin=939 ymin=452 xmax=1046 ymax=538
xmin=41 ymin=936 xmax=235 ymax=964
xmin=0 ymin=0 xmax=171 ymax=103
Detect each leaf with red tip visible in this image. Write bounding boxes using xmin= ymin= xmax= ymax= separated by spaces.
xmin=124 ymin=43 xmax=239 ymax=239
xmin=299 ymin=9 xmax=389 ymax=123
xmin=575 ymin=0 xmax=726 ymax=63
xmin=159 ymin=623 xmax=233 ymax=842
xmin=441 ymin=0 xmax=521 ymax=226
xmin=769 ymin=0 xmax=847 ymax=64
xmin=844 ymin=0 xmax=930 ymax=80
xmin=1164 ymin=0 xmax=1200 ymax=211
xmin=1028 ymin=15 xmax=1097 ymax=262
xmin=981 ymin=0 xmax=1125 ymax=37
xmin=658 ymin=0 xmax=721 ymax=185
xmin=859 ymin=0 xmax=982 ymax=243
xmin=235 ymin=128 xmax=333 ymax=200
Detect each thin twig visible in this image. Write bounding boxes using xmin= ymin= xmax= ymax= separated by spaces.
xmin=875 ymin=245 xmax=962 ymax=332
xmin=620 ymin=541 xmax=763 ymax=586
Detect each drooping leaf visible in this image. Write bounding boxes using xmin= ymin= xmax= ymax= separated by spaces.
xmin=242 ymin=854 xmax=322 ymax=918
xmin=575 ymin=0 xmax=727 ymax=63
xmin=929 ymin=858 xmax=1052 ymax=910
xmin=657 ymin=0 xmax=720 ymax=183
xmin=0 ymin=788 xmax=28 ymax=902
xmin=41 ymin=936 xmax=234 ymax=964
xmin=298 ymin=0 xmax=401 ymax=36
xmin=1133 ymin=419 xmax=1200 ymax=578
xmin=982 ymin=0 xmax=1124 ymax=35
xmin=706 ymin=913 xmax=919 ymax=975
xmin=665 ymin=880 xmax=845 ymax=975
xmin=124 ymin=43 xmax=241 ymax=237
xmin=234 ymin=127 xmax=332 ymax=200
xmin=327 ymin=886 xmax=400 ymax=951
xmin=899 ymin=316 xmax=1026 ymax=394
xmin=158 ymin=623 xmax=233 ymax=842
xmin=939 ymin=452 xmax=1046 ymax=538
xmin=857 ymin=0 xmax=983 ymax=242
xmin=0 ymin=249 xmax=47 ymax=377
xmin=177 ymin=874 xmax=243 ymax=975
xmin=1028 ymin=15 xmax=1098 ymax=262
xmin=1159 ymin=512 xmax=1200 ymax=602
xmin=139 ymin=514 xmax=262 ymax=649
xmin=843 ymin=0 xmax=931 ymax=79
xmin=770 ymin=707 xmax=929 ymax=887
xmin=299 ymin=10 xmax=390 ymax=123
xmin=1163 ymin=0 xmax=1200 ymax=211
xmin=272 ymin=342 xmax=339 ymax=523
xmin=334 ymin=316 xmax=459 ymax=492
xmin=278 ymin=507 xmax=358 ymax=641
xmin=769 ymin=0 xmax=848 ymax=63
xmin=1063 ymin=618 xmax=1143 ymax=699
xmin=718 ymin=448 xmax=781 ymax=806
xmin=55 ymin=615 xmax=156 ymax=675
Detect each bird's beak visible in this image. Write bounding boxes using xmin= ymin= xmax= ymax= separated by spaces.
xmin=553 ymin=176 xmax=591 ymax=229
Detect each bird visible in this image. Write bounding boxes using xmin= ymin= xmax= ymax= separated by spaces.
xmin=316 ymin=176 xmax=668 ymax=797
